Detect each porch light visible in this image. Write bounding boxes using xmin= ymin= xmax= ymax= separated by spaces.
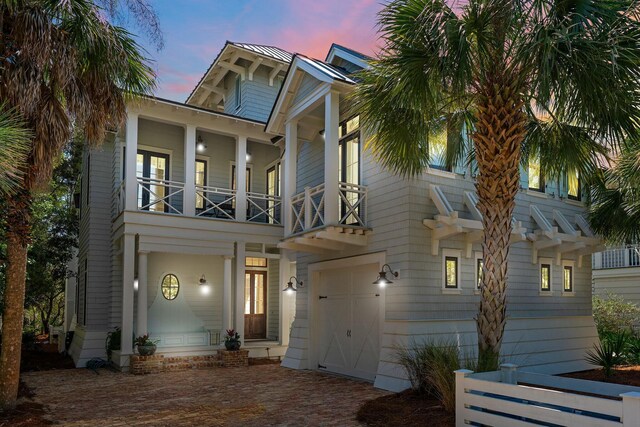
xmin=246 ymin=150 xmax=252 ymax=162
xmin=197 ymin=135 xmax=206 ymax=152
xmin=199 ymin=274 xmax=210 ymax=295
xmin=133 ymin=278 xmax=139 ymax=291
xmin=283 ymin=276 xmax=303 ymax=294
xmin=373 ymin=264 xmax=398 ymax=287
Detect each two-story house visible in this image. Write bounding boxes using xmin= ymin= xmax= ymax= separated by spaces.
xmin=68 ymin=40 xmax=601 ymax=392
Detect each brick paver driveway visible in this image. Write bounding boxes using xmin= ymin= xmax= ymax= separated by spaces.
xmin=21 ymin=365 xmax=387 ymax=426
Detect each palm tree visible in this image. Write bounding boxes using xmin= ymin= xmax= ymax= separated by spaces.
xmin=352 ymin=0 xmax=640 ymax=370
xmin=0 ymin=105 xmax=30 ymax=195
xmin=588 ymin=140 xmax=640 ymax=244
xmin=0 ymin=0 xmax=155 ymax=409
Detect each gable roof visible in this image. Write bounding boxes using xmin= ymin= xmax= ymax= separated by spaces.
xmin=297 ymin=55 xmax=357 ymax=84
xmin=325 ymin=43 xmax=372 ymax=62
xmin=185 ymin=41 xmax=292 ymax=105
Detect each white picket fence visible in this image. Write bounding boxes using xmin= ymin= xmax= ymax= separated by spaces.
xmin=456 ymin=364 xmax=640 ymax=426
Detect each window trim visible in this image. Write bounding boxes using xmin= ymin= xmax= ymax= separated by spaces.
xmin=539 ymin=258 xmax=553 ymax=295
xmin=528 ymin=157 xmax=545 ymax=193
xmin=230 ymin=162 xmax=253 ymax=192
xmin=562 ymin=260 xmax=575 ymax=295
xmin=160 ymin=273 xmax=180 ymax=301
xmin=235 ymin=75 xmax=242 ymax=110
xmin=567 ymin=171 xmax=581 ymax=201
xmin=442 ymin=249 xmax=462 ymax=293
xmin=474 ymin=251 xmax=483 ymax=293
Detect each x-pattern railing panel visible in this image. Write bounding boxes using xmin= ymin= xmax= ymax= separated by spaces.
xmin=290 ymin=192 xmax=305 ymax=234
xmin=247 ymin=191 xmax=282 ymax=224
xmin=195 ymin=185 xmax=236 ymax=220
xmin=137 ymin=177 xmax=184 ymax=214
xmin=339 ymin=182 xmax=367 ymax=226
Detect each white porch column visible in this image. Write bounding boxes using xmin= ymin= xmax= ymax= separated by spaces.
xmin=136 ymin=250 xmax=149 ymax=336
xmin=278 ymin=250 xmax=293 ymax=346
xmin=121 ymin=233 xmax=135 ymax=355
xmin=324 ymin=91 xmax=340 ymax=225
xmin=222 ymin=255 xmax=233 ymax=332
xmin=283 ymin=120 xmax=298 ymax=234
xmin=183 ymin=125 xmax=197 ymax=216
xmin=235 ymin=135 xmax=247 ymax=221
xmin=124 ymin=112 xmax=139 ymax=211
xmin=234 ymin=242 xmax=246 ymax=338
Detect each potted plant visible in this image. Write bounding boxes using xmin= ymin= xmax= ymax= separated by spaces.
xmin=224 ymin=329 xmax=241 ymax=351
xmin=135 ymin=334 xmax=158 ymax=356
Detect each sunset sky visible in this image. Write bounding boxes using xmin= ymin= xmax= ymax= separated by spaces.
xmin=139 ymin=1 xmax=384 ymax=101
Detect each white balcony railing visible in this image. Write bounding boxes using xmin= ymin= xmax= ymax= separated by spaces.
xmin=195 ymin=185 xmax=237 ymax=220
xmin=247 ymin=191 xmax=282 ymax=225
xmin=137 ymin=177 xmax=185 ymax=214
xmin=114 ymin=180 xmax=125 ymax=217
xmin=593 ymin=245 xmax=640 ymax=270
xmin=289 ymin=182 xmax=367 ymax=235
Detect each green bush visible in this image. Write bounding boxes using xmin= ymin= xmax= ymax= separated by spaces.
xmin=593 ymin=293 xmax=640 ymax=337
xmin=105 ymin=327 xmax=121 ymax=361
xmin=395 ymin=339 xmax=469 ymax=413
xmin=585 ymin=331 xmax=629 ymax=377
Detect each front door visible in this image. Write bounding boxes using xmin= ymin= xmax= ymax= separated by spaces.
xmin=244 ymin=271 xmax=266 ymax=339
xmin=136 ymin=150 xmax=170 ymax=212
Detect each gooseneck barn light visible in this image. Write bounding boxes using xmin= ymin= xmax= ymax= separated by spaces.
xmin=283 ymin=276 xmax=304 ymax=294
xmin=373 ymin=264 xmax=399 ymax=287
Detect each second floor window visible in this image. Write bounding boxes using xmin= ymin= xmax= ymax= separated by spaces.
xmin=567 ymin=170 xmax=580 ymax=201
xmin=195 ymin=159 xmax=207 ymax=210
xmin=235 ymin=75 xmax=242 ymax=110
xmin=137 ymin=150 xmax=170 ymax=212
xmin=540 ymin=263 xmax=551 ymax=292
xmin=528 ymin=156 xmax=544 ymax=192
xmin=338 ymin=116 xmax=361 ymax=224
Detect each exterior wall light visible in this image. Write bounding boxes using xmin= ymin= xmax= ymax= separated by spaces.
xmin=283 ymin=276 xmax=303 ymax=294
xmin=373 ymin=264 xmax=398 ymax=287
xmin=199 ymin=274 xmax=210 ymax=295
xmin=246 ymin=151 xmax=252 ymax=162
xmin=197 ymin=135 xmax=207 ymax=152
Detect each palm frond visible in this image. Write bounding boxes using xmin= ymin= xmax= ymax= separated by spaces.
xmin=0 ymin=105 xmax=31 ymax=195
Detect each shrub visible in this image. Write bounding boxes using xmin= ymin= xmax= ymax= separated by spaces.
xmin=585 ymin=331 xmax=629 ymax=377
xmin=105 ymin=327 xmax=121 ymax=361
xmin=395 ymin=339 xmax=468 ymax=413
xmin=593 ymin=293 xmax=640 ymax=337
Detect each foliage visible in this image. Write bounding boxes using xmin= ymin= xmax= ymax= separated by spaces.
xmin=593 ymin=293 xmax=640 ymax=337
xmin=588 ymin=138 xmax=640 ymax=244
xmin=0 ymin=104 xmax=31 ymax=195
xmin=134 ymin=334 xmax=158 ymax=347
xmin=0 ymin=0 xmax=157 ymax=409
xmin=105 ymin=327 xmax=121 ymax=361
xmin=395 ymin=339 xmax=472 ymax=413
xmin=224 ymin=329 xmax=241 ymax=343
xmin=0 ymin=139 xmax=81 ymax=331
xmin=585 ymin=332 xmax=629 ymax=377
xmin=352 ymin=0 xmax=640 ymax=369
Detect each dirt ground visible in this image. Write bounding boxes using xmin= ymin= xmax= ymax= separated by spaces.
xmin=357 ymin=390 xmax=454 ymax=427
xmin=562 ymin=365 xmax=640 ymax=387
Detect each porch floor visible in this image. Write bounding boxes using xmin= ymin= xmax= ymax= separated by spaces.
xmin=154 ymin=341 xmax=286 ymax=359
xmin=20 ymin=365 xmax=387 ymax=426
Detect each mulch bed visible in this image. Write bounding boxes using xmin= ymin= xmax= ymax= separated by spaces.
xmin=357 ymin=390 xmax=454 ymax=427
xmin=562 ymin=365 xmax=640 ymax=387
xmin=20 ymin=347 xmax=75 ymax=372
xmin=0 ymin=382 xmax=52 ymax=427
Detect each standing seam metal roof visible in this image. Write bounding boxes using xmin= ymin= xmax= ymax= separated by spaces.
xmin=297 ymin=55 xmax=357 ymax=84
xmin=228 ymin=42 xmax=293 ymax=63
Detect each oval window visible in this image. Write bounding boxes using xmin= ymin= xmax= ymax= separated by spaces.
xmin=161 ymin=274 xmax=180 ymax=300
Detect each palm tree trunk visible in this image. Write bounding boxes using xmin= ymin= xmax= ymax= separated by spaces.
xmin=472 ymin=76 xmax=526 ymax=371
xmin=0 ymin=190 xmax=31 ymax=410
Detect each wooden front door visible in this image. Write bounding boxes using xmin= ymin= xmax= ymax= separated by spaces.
xmin=244 ymin=271 xmax=267 ymax=339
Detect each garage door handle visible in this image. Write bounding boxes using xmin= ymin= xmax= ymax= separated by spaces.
xmin=347 ymin=329 xmax=351 ymax=337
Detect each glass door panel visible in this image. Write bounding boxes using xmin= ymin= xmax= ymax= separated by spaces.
xmin=137 ymin=150 xmax=170 ymax=212
xmin=195 ymin=160 xmax=207 ymax=210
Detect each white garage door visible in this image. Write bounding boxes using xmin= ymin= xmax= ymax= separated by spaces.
xmin=316 ymin=263 xmax=380 ymax=381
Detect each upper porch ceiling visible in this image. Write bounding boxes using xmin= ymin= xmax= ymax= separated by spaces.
xmin=186 ymin=41 xmax=292 ymax=110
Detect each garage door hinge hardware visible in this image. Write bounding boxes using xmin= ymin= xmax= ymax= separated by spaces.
xmin=375 ymin=294 xmax=380 ymax=297
xmin=318 ymin=364 xmax=327 ymax=369
xmin=319 ymin=295 xmax=328 ymax=299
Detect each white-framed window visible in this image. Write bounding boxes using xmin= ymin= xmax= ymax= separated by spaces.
xmin=442 ymin=249 xmax=461 ymax=292
xmin=562 ymin=260 xmax=575 ymax=294
xmin=474 ymin=251 xmax=483 ymax=292
xmin=539 ymin=258 xmax=553 ymax=294
xmin=528 ymin=155 xmax=544 ymax=192
xmin=235 ymin=75 xmax=242 ymax=110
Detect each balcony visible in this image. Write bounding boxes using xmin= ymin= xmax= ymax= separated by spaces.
xmin=593 ymin=246 xmax=640 ymax=270
xmin=279 ymin=182 xmax=370 ymax=253
xmin=114 ymin=178 xmax=282 ymax=225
